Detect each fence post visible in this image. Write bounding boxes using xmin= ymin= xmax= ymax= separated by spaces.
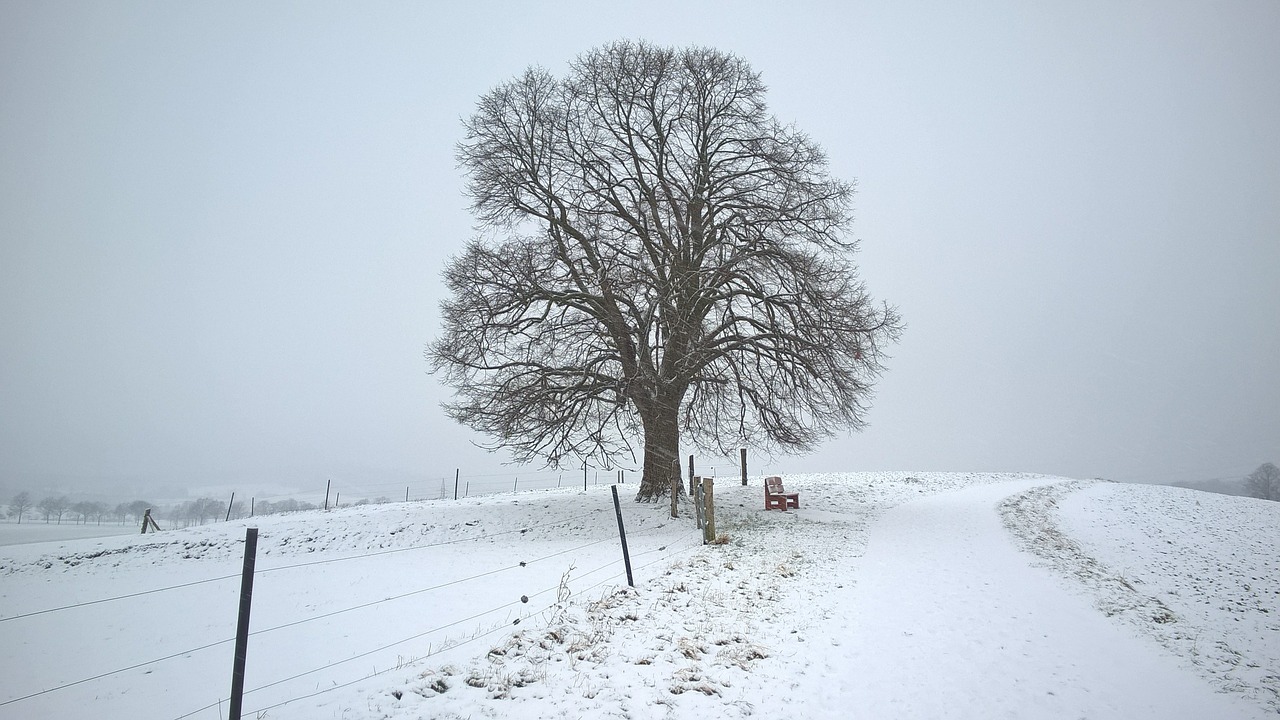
xmin=228 ymin=527 xmax=259 ymax=720
xmin=140 ymin=508 xmax=152 ymax=534
xmin=692 ymin=477 xmax=704 ymax=530
xmin=250 ymin=497 xmax=254 ymax=517
xmin=406 ymin=486 xmax=410 ymax=503
xmin=610 ymin=485 xmax=635 ymax=587
xmin=670 ymin=459 xmax=680 ymax=518
xmin=225 ymin=492 xmax=235 ymax=522
xmin=454 ymin=469 xmax=460 ymax=500
xmin=324 ymin=479 xmax=331 ymax=511
xmin=702 ymin=478 xmax=716 ymax=544
xmin=741 ymin=448 xmax=748 ymax=486
xmin=583 ymin=462 xmax=588 ymax=492
xmin=688 ymin=455 xmax=694 ymax=487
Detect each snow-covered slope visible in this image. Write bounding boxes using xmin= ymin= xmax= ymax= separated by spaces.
xmin=1 ymin=472 xmax=1275 ymax=719
xmin=1003 ymin=480 xmax=1280 ymax=712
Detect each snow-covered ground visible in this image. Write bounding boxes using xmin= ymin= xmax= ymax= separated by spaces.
xmin=0 ymin=521 xmax=142 ymax=547
xmin=1 ymin=473 xmax=1275 ymax=719
xmin=1002 ymin=480 xmax=1280 ymax=712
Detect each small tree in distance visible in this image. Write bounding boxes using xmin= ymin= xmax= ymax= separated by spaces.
xmin=1245 ymin=462 xmax=1280 ymax=501
xmin=71 ymin=501 xmax=96 ymax=524
xmin=8 ymin=492 xmax=32 ymax=524
xmin=38 ymin=495 xmax=70 ymax=524
xmin=430 ymin=40 xmax=902 ymax=501
xmin=127 ymin=500 xmax=153 ymax=523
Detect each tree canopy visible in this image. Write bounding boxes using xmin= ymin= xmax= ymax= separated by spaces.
xmin=1245 ymin=462 xmax=1279 ymax=501
xmin=429 ymin=41 xmax=902 ymax=499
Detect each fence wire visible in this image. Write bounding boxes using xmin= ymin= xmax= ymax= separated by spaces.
xmin=3 ymin=485 xmax=708 ymax=719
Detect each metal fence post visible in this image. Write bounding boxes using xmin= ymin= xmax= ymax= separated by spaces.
xmin=228 ymin=527 xmax=259 ymax=720
xmin=611 ymin=486 xmax=634 ymax=587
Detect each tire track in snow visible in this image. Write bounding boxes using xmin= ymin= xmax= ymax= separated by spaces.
xmin=1001 ymin=480 xmax=1280 ymax=713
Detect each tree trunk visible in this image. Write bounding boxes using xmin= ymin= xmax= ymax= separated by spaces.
xmin=635 ymin=400 xmax=683 ymax=502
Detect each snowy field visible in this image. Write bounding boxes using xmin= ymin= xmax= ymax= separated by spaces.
xmin=1 ymin=472 xmax=1275 ymax=719
xmin=0 ymin=521 xmax=142 ymax=547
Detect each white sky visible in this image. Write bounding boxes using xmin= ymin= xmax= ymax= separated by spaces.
xmin=2 ymin=0 xmax=1277 ymax=497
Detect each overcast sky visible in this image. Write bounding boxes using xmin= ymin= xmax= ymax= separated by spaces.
xmin=2 ymin=0 xmax=1277 ymax=498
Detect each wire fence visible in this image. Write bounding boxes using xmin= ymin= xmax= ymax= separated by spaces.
xmin=3 ymin=451 xmax=758 ymax=532
xmin=0 ymin=483 xmax=707 ymax=718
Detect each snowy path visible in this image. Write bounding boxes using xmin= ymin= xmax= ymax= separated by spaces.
xmin=784 ymin=480 xmax=1267 ymax=719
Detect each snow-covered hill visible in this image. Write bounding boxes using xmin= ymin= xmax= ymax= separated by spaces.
xmin=1 ymin=473 xmax=1275 ymax=719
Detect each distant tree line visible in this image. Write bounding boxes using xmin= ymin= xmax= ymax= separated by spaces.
xmin=4 ymin=493 xmax=152 ymax=526
xmin=5 ymin=491 xmax=399 ymax=527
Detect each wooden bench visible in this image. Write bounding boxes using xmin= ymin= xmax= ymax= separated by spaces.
xmin=764 ymin=476 xmax=799 ymax=511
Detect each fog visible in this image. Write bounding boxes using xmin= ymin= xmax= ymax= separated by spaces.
xmin=2 ymin=1 xmax=1277 ymax=501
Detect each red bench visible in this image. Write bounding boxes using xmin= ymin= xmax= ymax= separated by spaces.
xmin=764 ymin=476 xmax=799 ymax=511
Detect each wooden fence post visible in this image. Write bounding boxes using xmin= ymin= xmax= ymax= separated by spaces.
xmin=454 ymin=469 xmax=460 ymax=500
xmin=702 ymin=478 xmax=716 ymax=544
xmin=670 ymin=459 xmax=680 ymax=519
xmin=741 ymin=448 xmax=748 ymax=486
xmin=225 ymin=492 xmax=235 ymax=522
xmin=692 ymin=477 xmax=704 ymax=530
xmin=324 ymin=479 xmax=331 ymax=511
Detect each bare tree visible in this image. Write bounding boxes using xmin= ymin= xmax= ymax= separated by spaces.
xmin=127 ymin=500 xmax=152 ymax=522
xmin=8 ymin=492 xmax=32 ymax=524
xmin=70 ymin=501 xmax=96 ymax=524
xmin=430 ymin=41 xmax=902 ymax=501
xmin=87 ymin=501 xmax=109 ymax=525
xmin=181 ymin=497 xmax=225 ymax=525
xmin=38 ymin=495 xmax=70 ymax=524
xmin=1245 ymin=462 xmax=1280 ymax=501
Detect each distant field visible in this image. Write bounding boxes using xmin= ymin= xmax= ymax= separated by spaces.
xmin=0 ymin=521 xmax=141 ymax=546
